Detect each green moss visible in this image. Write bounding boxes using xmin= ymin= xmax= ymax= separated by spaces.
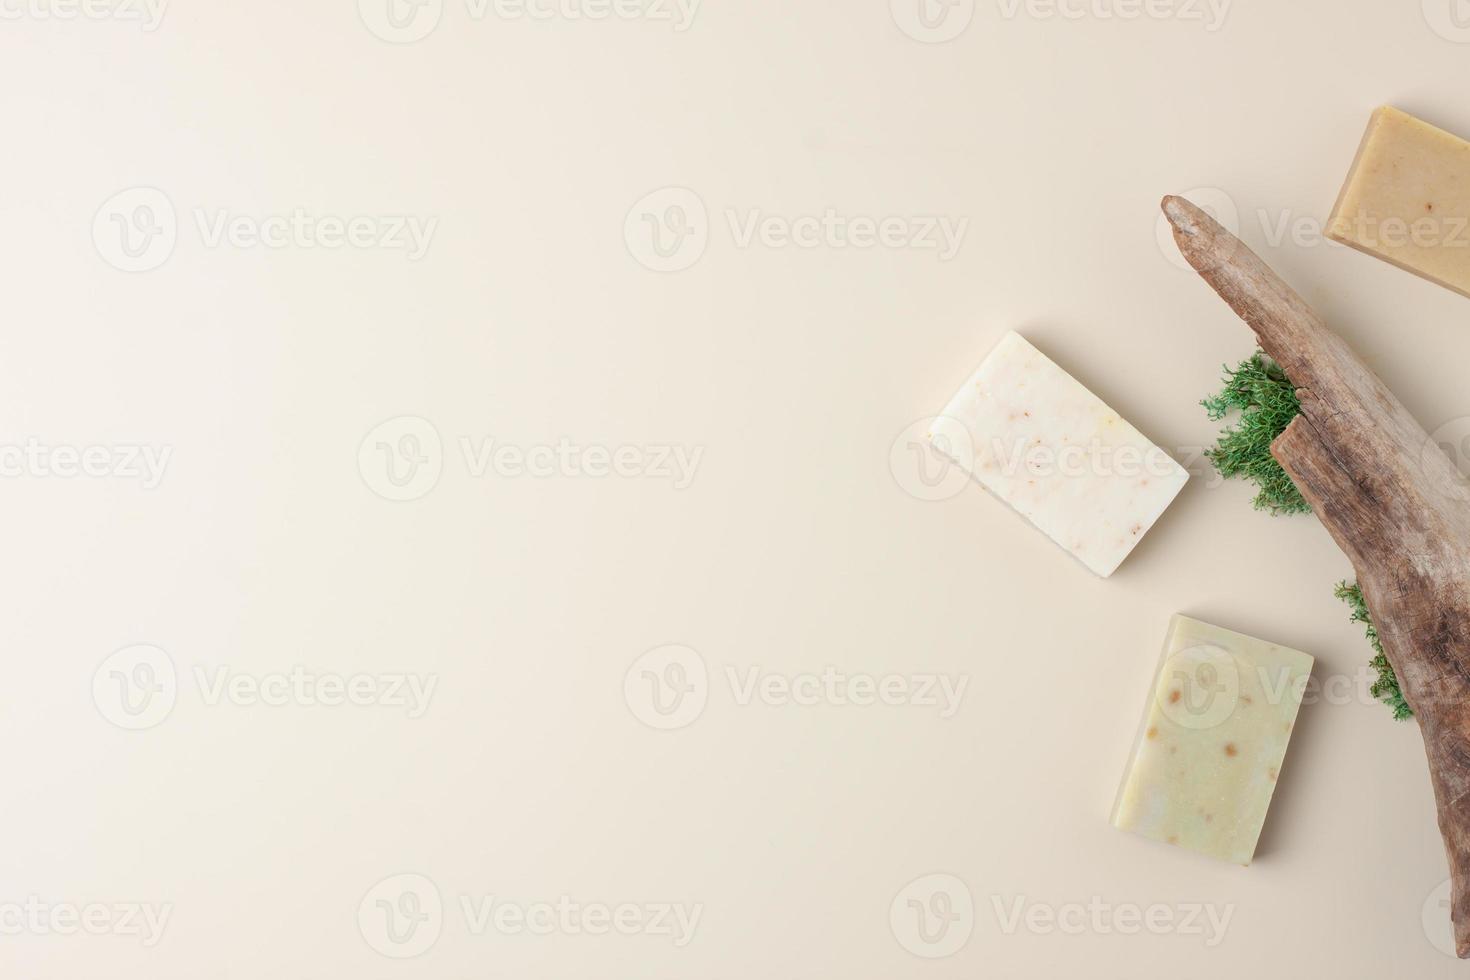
xmin=1335 ymin=581 xmax=1412 ymax=721
xmin=1202 ymin=356 xmax=1407 ymax=720
xmin=1201 ymin=353 xmax=1310 ymax=515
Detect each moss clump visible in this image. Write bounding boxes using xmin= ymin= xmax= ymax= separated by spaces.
xmin=1201 ymin=353 xmax=1310 ymax=515
xmin=1335 ymin=581 xmax=1412 ymax=721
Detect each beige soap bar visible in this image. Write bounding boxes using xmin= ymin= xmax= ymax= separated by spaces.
xmin=1111 ymin=615 xmax=1313 ymax=866
xmin=1328 ymin=106 xmax=1470 ymax=297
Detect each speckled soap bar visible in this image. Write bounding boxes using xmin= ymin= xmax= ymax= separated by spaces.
xmin=1328 ymin=106 xmax=1470 ymax=298
xmin=1111 ymin=615 xmax=1314 ymax=866
xmin=927 ymin=331 xmax=1188 ymax=577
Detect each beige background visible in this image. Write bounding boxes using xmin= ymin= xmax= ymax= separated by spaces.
xmin=3 ymin=0 xmax=1470 ymax=976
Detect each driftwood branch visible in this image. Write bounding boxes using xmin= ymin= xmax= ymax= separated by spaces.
xmin=1162 ymin=195 xmax=1470 ymax=957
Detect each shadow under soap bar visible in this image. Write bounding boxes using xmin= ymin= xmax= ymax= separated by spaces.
xmin=1111 ymin=615 xmax=1314 ymax=866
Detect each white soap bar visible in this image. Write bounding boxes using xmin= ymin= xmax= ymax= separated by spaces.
xmin=1111 ymin=615 xmax=1314 ymax=866
xmin=928 ymin=332 xmax=1188 ymax=577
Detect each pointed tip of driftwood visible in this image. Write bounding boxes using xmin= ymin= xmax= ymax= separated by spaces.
xmin=1158 ymin=193 xmax=1246 ymax=279
xmin=1160 ymin=194 xmax=1205 ymax=237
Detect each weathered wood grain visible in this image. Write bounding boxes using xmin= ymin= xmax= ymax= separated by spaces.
xmin=1162 ymin=194 xmax=1470 ymax=956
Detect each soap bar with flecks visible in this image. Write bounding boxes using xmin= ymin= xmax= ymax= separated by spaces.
xmin=1328 ymin=106 xmax=1470 ymax=298
xmin=1111 ymin=615 xmax=1314 ymax=866
xmin=927 ymin=331 xmax=1188 ymax=577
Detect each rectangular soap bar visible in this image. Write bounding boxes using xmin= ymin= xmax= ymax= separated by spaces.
xmin=927 ymin=331 xmax=1188 ymax=577
xmin=1111 ymin=615 xmax=1314 ymax=866
xmin=1328 ymin=106 xmax=1470 ymax=297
